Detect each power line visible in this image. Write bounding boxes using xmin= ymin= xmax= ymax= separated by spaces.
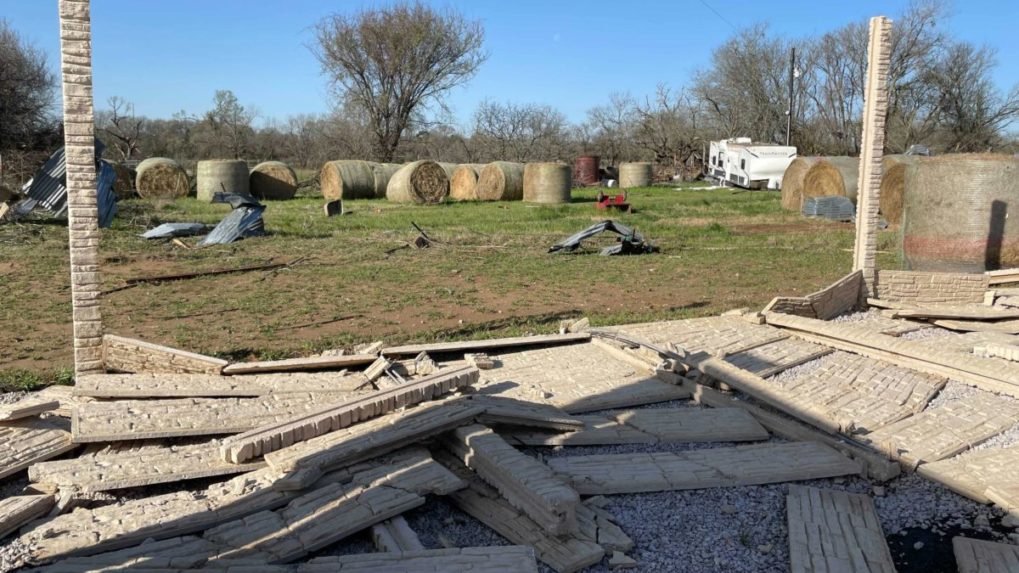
xmin=697 ymin=0 xmax=738 ymax=31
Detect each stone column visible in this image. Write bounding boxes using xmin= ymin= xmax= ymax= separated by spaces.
xmin=59 ymin=0 xmax=104 ymax=375
xmin=852 ymin=16 xmax=893 ymax=299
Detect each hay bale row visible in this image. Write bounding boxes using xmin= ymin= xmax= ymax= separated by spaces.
xmin=321 ymin=160 xmax=377 ymax=201
xmin=135 ymin=158 xmax=189 ymax=199
xmin=372 ymin=163 xmax=403 ymax=199
xmin=478 ymin=161 xmax=525 ymax=201
xmin=450 ymin=164 xmax=486 ymax=201
xmin=197 ymin=160 xmax=249 ymax=202
xmin=619 ymin=162 xmax=652 ymax=188
xmin=877 ymin=155 xmax=915 ymax=225
xmin=780 ymin=157 xmax=822 ymax=211
xmin=385 ymin=160 xmax=449 ymax=204
xmin=523 ymin=162 xmax=571 ymax=204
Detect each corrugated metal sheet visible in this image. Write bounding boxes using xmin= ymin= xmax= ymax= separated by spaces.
xmin=97 ymin=160 xmax=117 ymax=228
xmin=22 ymin=139 xmax=106 ymax=218
xmin=198 ymin=192 xmax=266 ymax=246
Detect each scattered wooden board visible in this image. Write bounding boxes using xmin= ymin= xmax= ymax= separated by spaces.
xmin=547 ymin=441 xmax=861 ymax=495
xmin=382 ymin=333 xmax=591 ymax=357
xmin=221 ymin=353 xmax=378 ymax=375
xmin=71 ymin=391 xmax=357 ymax=442
xmin=860 ymin=391 xmax=1019 ymax=468
xmin=954 ymin=536 xmax=1019 ymax=573
xmin=500 ymin=407 xmax=769 ymax=446
xmin=0 ymin=418 xmax=77 ymax=480
xmin=73 ymin=372 xmax=366 ymax=398
xmin=0 ymin=494 xmax=55 ymax=540
xmin=445 ymin=424 xmax=579 ymax=536
xmin=29 ymin=441 xmax=264 ymax=492
xmin=220 ymin=366 xmax=478 ymax=463
xmin=787 ymin=485 xmax=895 ymax=573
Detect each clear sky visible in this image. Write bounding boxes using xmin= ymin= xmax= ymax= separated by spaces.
xmin=2 ymin=0 xmax=1016 ymax=128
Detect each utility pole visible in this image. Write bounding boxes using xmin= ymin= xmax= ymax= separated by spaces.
xmin=786 ymin=47 xmax=796 ymax=146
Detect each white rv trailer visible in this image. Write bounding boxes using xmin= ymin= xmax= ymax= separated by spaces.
xmin=707 ymin=138 xmax=797 ymax=189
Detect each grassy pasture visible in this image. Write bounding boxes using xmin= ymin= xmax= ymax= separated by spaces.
xmin=0 ymin=182 xmax=901 ymax=388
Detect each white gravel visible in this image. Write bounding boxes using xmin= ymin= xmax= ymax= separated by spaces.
xmin=0 ymin=392 xmax=26 ymax=406
xmin=899 ymin=327 xmax=953 ymax=341
xmin=832 ymin=310 xmax=884 ymax=323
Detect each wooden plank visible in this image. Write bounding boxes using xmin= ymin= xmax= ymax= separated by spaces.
xmin=477 ymin=342 xmax=690 ymax=414
xmin=500 ymin=407 xmax=769 ymax=446
xmin=220 ymin=366 xmax=478 ymax=463
xmin=29 ymin=441 xmax=264 ymax=492
xmin=103 ymin=334 xmax=228 ymax=375
xmin=445 ymin=424 xmax=579 ymax=536
xmin=381 ymin=332 xmax=591 ymax=357
xmin=0 ymin=418 xmax=77 ymax=480
xmin=221 ymin=354 xmax=377 ymax=375
xmin=860 ymin=391 xmax=1019 ymax=468
xmin=787 ymin=485 xmax=895 ymax=573
xmin=438 ymin=453 xmax=604 ymax=573
xmin=687 ymin=382 xmax=901 ymax=482
xmin=71 ymin=391 xmax=358 ymax=442
xmin=0 ymin=494 xmax=55 ymax=540
xmin=73 ymin=372 xmax=366 ymax=398
xmin=265 ymin=399 xmax=484 ymax=489
xmin=370 ymin=516 xmax=425 ymax=552
xmin=765 ymin=312 xmax=1019 ymax=398
xmin=917 ymin=445 xmax=1019 ymax=504
xmin=547 ymin=442 xmax=862 ymax=495
xmin=954 ymin=537 xmax=1019 ymax=573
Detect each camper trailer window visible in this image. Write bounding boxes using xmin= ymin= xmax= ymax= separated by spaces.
xmin=740 ymin=159 xmax=745 ymax=169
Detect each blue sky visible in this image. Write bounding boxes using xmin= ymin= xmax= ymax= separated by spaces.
xmin=2 ymin=1 xmax=1016 ymax=128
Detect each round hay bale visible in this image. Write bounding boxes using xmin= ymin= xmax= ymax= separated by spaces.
xmin=477 ymin=161 xmax=525 ymax=201
xmin=878 ymin=155 xmax=917 ymax=225
xmin=371 ymin=163 xmax=402 ymax=199
xmin=385 ymin=160 xmax=449 ymax=204
xmin=523 ymin=162 xmax=572 ymax=204
xmin=135 ymin=157 xmax=189 ymax=199
xmin=619 ymin=162 xmax=652 ymax=188
xmin=902 ymin=154 xmax=1019 ymax=272
xmin=802 ymin=157 xmax=859 ymax=203
xmin=250 ymin=161 xmax=298 ymax=200
xmin=450 ymin=164 xmax=486 ymax=201
xmin=110 ymin=162 xmax=137 ymax=200
xmin=196 ymin=160 xmax=249 ymax=202
xmin=780 ymin=157 xmax=824 ymax=211
xmin=435 ymin=162 xmax=458 ymax=181
xmin=320 ymin=160 xmax=378 ymax=201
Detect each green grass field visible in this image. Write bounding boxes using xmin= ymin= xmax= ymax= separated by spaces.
xmin=0 ymin=182 xmax=902 ymax=389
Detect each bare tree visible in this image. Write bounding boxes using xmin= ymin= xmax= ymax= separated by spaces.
xmin=632 ymin=85 xmax=704 ymax=174
xmin=313 ymin=2 xmax=486 ymax=162
xmin=202 ymin=90 xmax=256 ymax=159
xmin=471 ymin=100 xmax=568 ymax=162
xmin=584 ymin=93 xmax=637 ymax=167
xmin=97 ymin=96 xmax=144 ymax=161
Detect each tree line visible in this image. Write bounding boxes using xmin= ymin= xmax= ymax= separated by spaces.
xmin=1 ymin=1 xmax=1016 ymax=189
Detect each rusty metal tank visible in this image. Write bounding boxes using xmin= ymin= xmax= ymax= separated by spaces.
xmin=573 ymin=156 xmax=600 ymax=186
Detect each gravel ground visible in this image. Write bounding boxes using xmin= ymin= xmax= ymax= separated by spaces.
xmin=899 ymin=327 xmax=953 ymax=341
xmin=831 ymin=309 xmax=884 ymax=323
xmin=0 ymin=392 xmax=26 ymax=406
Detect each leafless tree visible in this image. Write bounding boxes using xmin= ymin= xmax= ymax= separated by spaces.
xmin=313 ymin=2 xmax=486 ymax=162
xmin=632 ymin=85 xmax=704 ymax=173
xmin=96 ymin=96 xmax=144 ymax=161
xmin=584 ymin=93 xmax=637 ymax=167
xmin=202 ymin=90 xmax=256 ymax=159
xmin=471 ymin=100 xmax=569 ymax=162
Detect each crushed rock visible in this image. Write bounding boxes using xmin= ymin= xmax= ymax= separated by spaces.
xmin=899 ymin=327 xmax=953 ymax=341
xmin=832 ymin=310 xmax=884 ymax=323
xmin=0 ymin=392 xmax=26 ymax=406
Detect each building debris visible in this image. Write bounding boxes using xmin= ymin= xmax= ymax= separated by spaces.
xmin=953 ymin=536 xmax=1019 ymax=573
xmin=104 ymin=334 xmax=229 ymax=375
xmin=548 ymin=220 xmax=657 ymax=255
xmin=221 ymin=353 xmax=377 ymax=375
xmin=787 ymin=486 xmax=896 ymax=573
xmin=0 ymin=418 xmax=77 ymax=480
xmin=198 ymin=191 xmax=266 ymax=246
xmin=0 ymin=494 xmax=55 ymax=540
xmin=140 ymin=222 xmax=212 ymax=239
xmin=370 ymin=515 xmax=425 ymax=552
xmin=73 ymin=371 xmax=365 ymax=399
xmin=381 ymin=332 xmax=590 ymax=357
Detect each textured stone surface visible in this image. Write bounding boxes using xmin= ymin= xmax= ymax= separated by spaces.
xmin=787 ymin=485 xmax=895 ymax=573
xmin=0 ymin=418 xmax=77 ymax=479
xmin=0 ymin=495 xmax=55 ymax=540
xmin=974 ymin=343 xmax=1019 ymax=362
xmin=71 ymin=392 xmax=357 ymax=442
xmin=876 ymin=270 xmax=990 ymax=305
xmin=445 ymin=424 xmax=579 ymax=536
xmin=500 ymin=407 xmax=769 ymax=446
xmin=74 ymin=372 xmax=365 ymax=398
xmin=953 ymin=537 xmax=1019 ymax=573
xmin=221 ymin=366 xmax=478 ymax=463
xmin=853 ymin=16 xmax=892 ymax=296
xmin=221 ymin=354 xmax=377 ymax=375
xmin=29 ymin=441 xmax=264 ymax=492
xmin=917 ymin=444 xmax=1019 ymax=503
xmin=382 ymin=333 xmax=591 ymax=357
xmin=764 ymin=271 xmax=863 ymax=320
xmin=477 ymin=342 xmax=689 ymax=414
xmin=370 ymin=516 xmax=424 ymax=552
xmin=861 ymin=391 xmax=1019 ymax=468
xmin=547 ymin=442 xmax=861 ymax=495
xmin=103 ymin=334 xmax=228 ymax=375
xmin=0 ymin=393 xmax=61 ymax=422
